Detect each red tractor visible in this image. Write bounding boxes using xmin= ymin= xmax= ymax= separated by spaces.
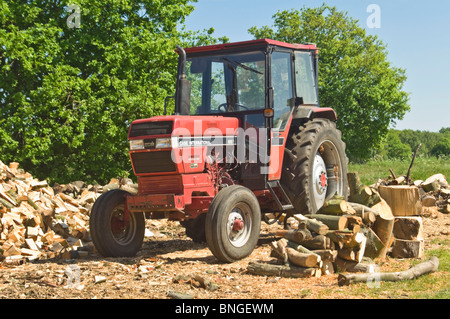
xmin=90 ymin=39 xmax=348 ymax=263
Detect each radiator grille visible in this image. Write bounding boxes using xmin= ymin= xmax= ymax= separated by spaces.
xmin=131 ymin=151 xmax=176 ymax=174
xmin=129 ymin=121 xmax=173 ymax=138
xmin=138 ymin=175 xmax=183 ymax=195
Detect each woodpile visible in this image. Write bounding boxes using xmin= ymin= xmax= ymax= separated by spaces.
xmin=249 ymin=168 xmax=448 ymax=280
xmin=249 ymin=173 xmax=398 ymax=278
xmin=376 ymin=169 xmax=449 ymax=259
xmin=0 ymin=160 xmax=136 ymax=265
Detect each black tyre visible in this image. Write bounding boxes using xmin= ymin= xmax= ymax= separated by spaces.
xmin=281 ymin=118 xmax=348 ymax=215
xmin=180 ymin=213 xmax=206 ymax=243
xmin=90 ymin=189 xmax=145 ymax=257
xmin=205 ymin=185 xmax=261 ymax=263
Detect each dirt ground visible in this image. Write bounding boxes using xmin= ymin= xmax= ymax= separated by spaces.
xmin=0 ymin=211 xmax=448 ymax=300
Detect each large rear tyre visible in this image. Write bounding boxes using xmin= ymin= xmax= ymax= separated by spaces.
xmin=281 ymin=118 xmax=348 ymax=215
xmin=205 ymin=185 xmax=261 ymax=263
xmin=90 ymin=189 xmax=145 ymax=257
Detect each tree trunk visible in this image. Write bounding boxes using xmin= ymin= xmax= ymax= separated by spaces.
xmin=337 ymin=256 xmax=439 ymax=286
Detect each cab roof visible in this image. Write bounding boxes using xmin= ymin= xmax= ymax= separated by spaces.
xmin=182 ymin=39 xmax=318 ymax=55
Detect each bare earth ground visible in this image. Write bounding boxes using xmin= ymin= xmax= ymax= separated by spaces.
xmin=0 ymin=212 xmax=448 ymax=300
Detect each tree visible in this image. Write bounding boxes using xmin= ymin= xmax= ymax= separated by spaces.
xmin=0 ymin=0 xmax=223 ymax=184
xmin=383 ymin=130 xmax=412 ymax=160
xmin=248 ymin=5 xmax=410 ymax=161
xmin=431 ymin=136 xmax=450 ymax=157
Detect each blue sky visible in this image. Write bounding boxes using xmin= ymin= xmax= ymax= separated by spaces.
xmin=184 ymin=0 xmax=450 ymax=132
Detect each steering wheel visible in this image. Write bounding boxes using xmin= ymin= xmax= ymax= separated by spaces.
xmin=218 ymin=103 xmax=249 ymax=112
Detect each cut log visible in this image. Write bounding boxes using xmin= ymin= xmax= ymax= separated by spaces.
xmin=439 ymin=204 xmax=450 ymax=214
xmin=293 ymin=214 xmax=329 ymax=235
xmin=371 ymin=199 xmax=395 ymax=260
xmin=393 ymin=216 xmax=424 ymax=240
xmin=305 ymin=214 xmax=347 ymax=230
xmin=301 ymin=234 xmax=331 ymax=250
xmin=337 ymin=247 xmax=356 ymax=261
xmin=423 ymin=174 xmax=447 ymax=189
xmin=348 ymin=172 xmax=381 ymax=207
xmin=326 ymin=230 xmax=353 ymax=249
xmin=312 ymin=249 xmax=338 ymax=262
xmin=421 ymin=196 xmax=436 ymax=207
xmin=378 ymin=185 xmax=422 ymax=216
xmin=269 ymin=240 xmax=288 ymax=263
xmin=285 ymin=247 xmax=321 ymax=268
xmin=338 ymin=256 xmax=439 ymax=286
xmin=360 ymin=226 xmax=385 ymax=259
xmin=317 ymin=197 xmax=350 ymax=215
xmin=247 ymin=262 xmax=319 ymax=278
xmin=390 ymin=175 xmax=406 ymax=185
xmin=276 ymin=228 xmax=312 ymax=244
xmin=347 ymin=202 xmax=377 ymax=225
xmin=321 ymin=259 xmax=335 ymax=275
xmin=333 ymin=257 xmax=373 ymax=273
xmin=391 ymin=238 xmax=424 ymax=259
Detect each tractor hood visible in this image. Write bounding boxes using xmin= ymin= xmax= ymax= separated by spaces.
xmin=128 ymin=115 xmax=239 ymax=140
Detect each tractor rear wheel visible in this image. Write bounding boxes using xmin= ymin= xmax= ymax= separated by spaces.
xmin=281 ymin=118 xmax=348 ymax=215
xmin=90 ymin=189 xmax=145 ymax=257
xmin=205 ymin=185 xmax=261 ymax=263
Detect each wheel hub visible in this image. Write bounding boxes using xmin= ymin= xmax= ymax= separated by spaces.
xmin=232 ymin=218 xmax=244 ymax=231
xmin=227 ymin=207 xmax=252 ymax=248
xmin=313 ymin=153 xmax=328 ymax=207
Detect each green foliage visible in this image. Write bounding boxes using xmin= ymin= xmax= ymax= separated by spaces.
xmin=248 ymin=4 xmax=410 ymax=161
xmin=431 ymin=135 xmax=450 ymax=157
xmin=383 ymin=130 xmax=412 ymax=160
xmin=374 ymin=128 xmax=450 ymax=161
xmin=0 ymin=0 xmax=226 ymax=184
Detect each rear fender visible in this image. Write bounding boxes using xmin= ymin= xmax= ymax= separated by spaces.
xmin=292 ymin=106 xmax=337 ymax=122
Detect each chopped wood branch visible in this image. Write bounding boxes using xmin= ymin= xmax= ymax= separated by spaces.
xmin=338 ymin=256 xmax=439 ymax=286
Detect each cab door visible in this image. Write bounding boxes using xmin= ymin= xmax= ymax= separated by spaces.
xmin=267 ymin=50 xmax=295 ymax=181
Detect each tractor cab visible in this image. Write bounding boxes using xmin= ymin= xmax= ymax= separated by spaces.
xmin=175 ymin=39 xmax=326 ymax=132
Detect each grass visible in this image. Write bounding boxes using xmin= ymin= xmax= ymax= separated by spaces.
xmin=348 ymin=156 xmax=450 ymax=186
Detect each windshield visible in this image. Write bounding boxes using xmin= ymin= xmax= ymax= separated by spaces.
xmin=185 ymin=51 xmax=266 ymax=115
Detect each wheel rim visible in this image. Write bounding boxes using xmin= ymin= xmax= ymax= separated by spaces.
xmin=312 ymin=140 xmax=345 ymax=209
xmin=109 ymin=204 xmax=138 ymax=246
xmin=226 ymin=203 xmax=252 ymax=248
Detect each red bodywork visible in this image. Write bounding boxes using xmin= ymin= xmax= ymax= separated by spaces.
xmin=128 ymin=115 xmax=239 ymax=220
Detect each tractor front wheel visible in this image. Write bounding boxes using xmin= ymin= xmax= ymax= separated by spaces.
xmin=205 ymin=185 xmax=261 ymax=263
xmin=90 ymin=189 xmax=145 ymax=257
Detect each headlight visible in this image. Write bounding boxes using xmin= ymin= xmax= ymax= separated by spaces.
xmin=130 ymin=139 xmax=144 ymax=150
xmin=155 ymin=137 xmax=172 ymax=149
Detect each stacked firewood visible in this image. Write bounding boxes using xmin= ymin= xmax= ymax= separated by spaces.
xmin=249 ymin=172 xmax=395 ymax=278
xmin=0 ymin=160 xmax=135 ymax=265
